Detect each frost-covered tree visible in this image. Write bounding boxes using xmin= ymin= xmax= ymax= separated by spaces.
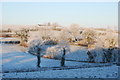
xmin=58 ymin=40 xmax=70 ymax=66
xmin=28 ymin=39 xmax=45 ymax=67
xmin=52 ymin=28 xmax=70 ymax=66
xmin=15 ymin=28 xmax=29 ymax=47
xmin=45 ymin=40 xmax=70 ymax=67
xmin=102 ymin=47 xmax=120 ymax=63
xmin=68 ymin=24 xmax=81 ymax=42
xmin=57 ymin=28 xmax=70 ymax=42
xmin=105 ymin=37 xmax=117 ymax=48
xmin=103 ymin=48 xmax=113 ymax=62
xmin=101 ymin=33 xmax=118 ymax=48
xmin=39 ymin=27 xmax=52 ymax=40
xmin=82 ymin=29 xmax=96 ymax=46
xmin=38 ymin=28 xmax=58 ymax=45
xmin=95 ymin=35 xmax=106 ymax=48
xmin=95 ymin=32 xmax=118 ymax=49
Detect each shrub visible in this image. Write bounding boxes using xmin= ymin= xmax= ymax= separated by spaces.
xmin=15 ymin=28 xmax=29 ymax=47
xmin=68 ymin=24 xmax=81 ymax=42
xmin=45 ymin=46 xmax=63 ymax=59
xmin=82 ymin=29 xmax=96 ymax=46
xmin=88 ymin=47 xmax=119 ymax=63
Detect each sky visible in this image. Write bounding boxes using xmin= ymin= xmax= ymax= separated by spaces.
xmin=2 ymin=2 xmax=118 ymax=28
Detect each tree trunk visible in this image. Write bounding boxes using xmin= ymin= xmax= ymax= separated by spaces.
xmin=61 ymin=48 xmax=65 ymax=66
xmin=37 ymin=48 xmax=41 ymax=67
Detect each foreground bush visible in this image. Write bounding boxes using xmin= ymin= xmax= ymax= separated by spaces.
xmin=87 ymin=47 xmax=119 ymax=63
xmin=45 ymin=45 xmax=63 ymax=59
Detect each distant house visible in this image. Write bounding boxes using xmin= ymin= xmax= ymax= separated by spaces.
xmin=38 ymin=24 xmax=47 ymax=26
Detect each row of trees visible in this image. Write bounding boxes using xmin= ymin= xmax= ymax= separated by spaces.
xmin=28 ymin=38 xmax=119 ymax=67
xmin=14 ymin=25 xmax=119 ymax=67
xmin=27 ymin=25 xmax=70 ymax=67
xmin=15 ymin=24 xmax=118 ymax=49
xmin=28 ymin=39 xmax=70 ymax=67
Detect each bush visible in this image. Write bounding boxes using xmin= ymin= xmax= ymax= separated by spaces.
xmin=45 ymin=46 xmax=63 ymax=59
xmin=82 ymin=29 xmax=96 ymax=46
xmin=68 ymin=24 xmax=81 ymax=42
xmin=87 ymin=47 xmax=119 ymax=63
xmin=15 ymin=28 xmax=29 ymax=46
xmin=45 ymin=41 xmax=70 ymax=59
xmin=95 ymin=32 xmax=118 ymax=48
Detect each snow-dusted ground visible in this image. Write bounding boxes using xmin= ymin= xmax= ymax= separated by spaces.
xmin=2 ymin=65 xmax=118 ymax=78
xmin=1 ymin=44 xmax=119 ymax=78
xmin=1 ymin=44 xmax=109 ymax=73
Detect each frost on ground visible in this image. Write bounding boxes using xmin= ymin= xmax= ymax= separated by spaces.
xmin=2 ymin=65 xmax=118 ymax=78
xmin=1 ymin=44 xmax=113 ymax=73
xmin=1 ymin=44 xmax=119 ymax=78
